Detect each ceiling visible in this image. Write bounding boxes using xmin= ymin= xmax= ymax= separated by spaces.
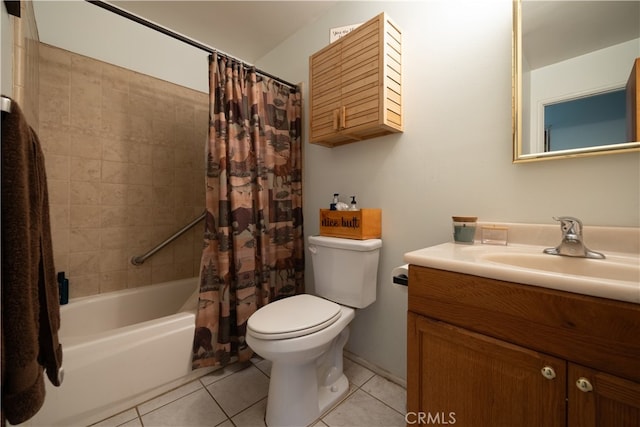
xmin=102 ymin=1 xmax=638 ymax=69
xmin=108 ymin=1 xmax=340 ymax=63
xmin=522 ymin=1 xmax=640 ymax=70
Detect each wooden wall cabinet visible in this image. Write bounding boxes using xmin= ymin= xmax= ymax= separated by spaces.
xmin=407 ymin=266 xmax=640 ymax=427
xmin=309 ymin=12 xmax=402 ymax=147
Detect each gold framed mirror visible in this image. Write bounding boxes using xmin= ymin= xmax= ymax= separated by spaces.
xmin=513 ymin=0 xmax=640 ymax=162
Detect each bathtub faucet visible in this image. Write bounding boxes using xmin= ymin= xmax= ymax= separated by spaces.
xmin=543 ymin=216 xmax=605 ymax=259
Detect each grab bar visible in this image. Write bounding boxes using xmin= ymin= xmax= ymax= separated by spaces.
xmin=130 ymin=210 xmax=206 ymax=266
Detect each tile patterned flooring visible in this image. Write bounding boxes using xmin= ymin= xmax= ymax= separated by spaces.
xmin=92 ymin=356 xmax=407 ymax=427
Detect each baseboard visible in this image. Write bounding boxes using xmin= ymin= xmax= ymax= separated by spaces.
xmin=343 ymin=350 xmax=406 ymax=389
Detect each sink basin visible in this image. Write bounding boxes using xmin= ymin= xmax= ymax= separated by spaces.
xmin=404 ymin=242 xmax=640 ymax=303
xmin=480 ymin=252 xmax=640 ymax=283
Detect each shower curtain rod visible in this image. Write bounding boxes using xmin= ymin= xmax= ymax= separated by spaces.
xmin=86 ymin=0 xmax=298 ymax=89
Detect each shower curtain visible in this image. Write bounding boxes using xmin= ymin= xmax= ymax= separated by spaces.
xmin=192 ymin=54 xmax=304 ymax=369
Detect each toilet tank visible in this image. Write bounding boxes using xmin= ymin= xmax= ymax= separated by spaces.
xmin=308 ymin=235 xmax=382 ymax=308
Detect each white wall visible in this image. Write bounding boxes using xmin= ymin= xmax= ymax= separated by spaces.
xmin=34 ymin=0 xmax=640 ymax=382
xmin=33 ymin=1 xmax=209 ymax=92
xmin=258 ymin=0 xmax=640 ymax=381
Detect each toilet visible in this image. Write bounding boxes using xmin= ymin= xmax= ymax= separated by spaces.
xmin=246 ymin=235 xmax=382 ymax=427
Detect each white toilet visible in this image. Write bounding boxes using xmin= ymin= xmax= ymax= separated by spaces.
xmin=246 ymin=235 xmax=382 ymax=427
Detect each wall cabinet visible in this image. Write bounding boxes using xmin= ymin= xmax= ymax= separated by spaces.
xmin=407 ymin=266 xmax=640 ymax=427
xmin=309 ymin=12 xmax=402 ymax=147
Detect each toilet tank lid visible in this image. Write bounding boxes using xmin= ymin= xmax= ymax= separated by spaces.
xmin=309 ymin=235 xmax=382 ymax=251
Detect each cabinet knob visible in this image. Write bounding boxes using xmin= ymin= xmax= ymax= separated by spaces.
xmin=541 ymin=366 xmax=556 ymax=380
xmin=576 ymin=377 xmax=593 ymax=392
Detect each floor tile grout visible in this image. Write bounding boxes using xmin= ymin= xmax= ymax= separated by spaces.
xmin=96 ymin=356 xmax=406 ymax=427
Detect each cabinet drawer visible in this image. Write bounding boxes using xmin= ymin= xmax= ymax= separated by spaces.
xmin=408 ymin=266 xmax=640 ymax=382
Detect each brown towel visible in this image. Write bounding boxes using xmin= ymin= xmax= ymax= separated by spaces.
xmin=1 ymin=97 xmax=63 ymax=425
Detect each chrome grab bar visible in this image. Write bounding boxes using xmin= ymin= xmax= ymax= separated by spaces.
xmin=130 ymin=210 xmax=206 ymax=266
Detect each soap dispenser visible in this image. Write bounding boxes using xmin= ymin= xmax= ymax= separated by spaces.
xmin=330 ymin=193 xmax=339 ymax=211
xmin=349 ymin=196 xmax=359 ymax=211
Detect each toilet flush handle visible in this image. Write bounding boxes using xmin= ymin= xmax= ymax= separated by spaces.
xmin=308 ymin=245 xmax=317 ymax=254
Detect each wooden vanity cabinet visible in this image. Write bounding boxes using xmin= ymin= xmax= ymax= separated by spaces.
xmin=309 ymin=12 xmax=402 ymax=147
xmin=407 ymin=266 xmax=640 ymax=427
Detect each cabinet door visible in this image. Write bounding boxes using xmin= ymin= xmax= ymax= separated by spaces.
xmin=309 ymin=42 xmax=349 ymax=146
xmin=340 ymin=17 xmax=380 ymax=132
xmin=568 ymin=363 xmax=640 ymax=427
xmin=407 ymin=313 xmax=565 ymax=427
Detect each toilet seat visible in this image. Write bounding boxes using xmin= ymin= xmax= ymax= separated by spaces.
xmin=247 ymin=294 xmax=341 ymax=340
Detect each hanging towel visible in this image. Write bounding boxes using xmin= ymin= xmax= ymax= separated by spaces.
xmin=1 ymin=97 xmax=63 ymax=426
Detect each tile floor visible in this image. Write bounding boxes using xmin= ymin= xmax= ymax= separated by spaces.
xmin=91 ymin=356 xmax=407 ymax=427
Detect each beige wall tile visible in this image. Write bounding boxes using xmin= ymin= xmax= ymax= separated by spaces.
xmin=101 ymin=183 xmax=127 ymax=206
xmin=152 ymin=168 xmax=174 ymax=188
xmin=39 ymin=44 xmax=71 ymax=85
xmin=39 ymin=122 xmax=71 ymax=156
xmin=39 ymin=43 xmax=207 ymax=298
xmin=102 ymin=135 xmax=128 ymax=162
xmin=70 ymin=205 xmax=102 ymax=229
xmin=126 ymin=224 xmax=154 ymax=250
xmin=99 ymin=249 xmax=129 ymax=273
xmin=102 ymin=62 xmax=129 ymax=93
xmin=99 ymin=270 xmax=128 ymax=293
xmin=39 ymin=82 xmax=70 ymax=125
xmin=70 ymin=130 xmax=102 ymax=159
xmin=50 ymin=205 xmax=70 ymax=230
xmin=45 ymin=154 xmax=70 ymax=181
xmin=127 ymin=206 xmax=153 ymax=227
xmin=51 ymin=227 xmax=70 ymax=268
xmin=101 ymin=109 xmax=129 ymax=137
xmin=69 ymin=227 xmax=101 ymax=252
xmin=151 ymin=263 xmax=178 ymax=284
xmin=128 ymin=163 xmax=152 ymax=185
xmin=68 ymin=250 xmax=100 ymax=276
xmin=101 ymin=227 xmax=129 ymax=250
xmin=127 ymin=184 xmax=153 ymax=207
xmin=129 ymin=143 xmax=152 ymax=165
xmin=101 ymin=206 xmax=128 ymax=228
xmin=68 ymin=273 xmax=99 ymax=298
xmin=70 ymin=157 xmax=101 ymax=182
xmin=127 ymin=264 xmax=152 ymax=288
xmin=102 ymin=160 xmax=128 ymax=184
xmin=47 ymin=179 xmax=70 ymax=205
xmin=129 ymin=114 xmax=152 ymax=143
xmin=70 ymin=180 xmax=101 ymax=205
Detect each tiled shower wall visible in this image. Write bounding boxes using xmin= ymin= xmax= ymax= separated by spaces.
xmin=38 ymin=43 xmax=208 ymax=298
xmin=11 ymin=0 xmax=40 ymax=126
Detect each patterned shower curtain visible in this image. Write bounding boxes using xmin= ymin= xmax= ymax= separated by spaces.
xmin=192 ymin=54 xmax=304 ymax=369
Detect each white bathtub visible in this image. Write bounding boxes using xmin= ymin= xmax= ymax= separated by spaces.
xmin=23 ymin=277 xmax=215 ymax=427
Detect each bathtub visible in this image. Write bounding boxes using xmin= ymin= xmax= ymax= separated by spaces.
xmin=24 ymin=277 xmax=215 ymax=427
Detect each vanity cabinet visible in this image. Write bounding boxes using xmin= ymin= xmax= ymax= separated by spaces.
xmin=407 ymin=266 xmax=640 ymax=427
xmin=309 ymin=12 xmax=402 ymax=147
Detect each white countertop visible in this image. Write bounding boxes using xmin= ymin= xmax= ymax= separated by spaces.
xmin=404 ymin=233 xmax=640 ymax=304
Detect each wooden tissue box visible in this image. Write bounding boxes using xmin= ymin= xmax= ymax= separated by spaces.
xmin=319 ymin=208 xmax=382 ymax=240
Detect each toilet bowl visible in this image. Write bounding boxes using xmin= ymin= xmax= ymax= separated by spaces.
xmin=246 ymin=236 xmax=382 ymax=427
xmin=247 ymin=295 xmax=354 ymax=426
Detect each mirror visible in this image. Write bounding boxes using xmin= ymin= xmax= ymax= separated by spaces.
xmin=513 ymin=0 xmax=640 ymax=162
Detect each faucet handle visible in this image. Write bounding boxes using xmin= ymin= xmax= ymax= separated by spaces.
xmin=552 ymin=216 xmax=582 ymax=237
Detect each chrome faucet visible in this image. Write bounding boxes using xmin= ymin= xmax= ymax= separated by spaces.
xmin=543 ymin=216 xmax=605 ymax=259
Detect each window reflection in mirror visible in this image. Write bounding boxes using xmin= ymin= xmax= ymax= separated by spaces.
xmin=513 ymin=0 xmax=640 ymax=162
